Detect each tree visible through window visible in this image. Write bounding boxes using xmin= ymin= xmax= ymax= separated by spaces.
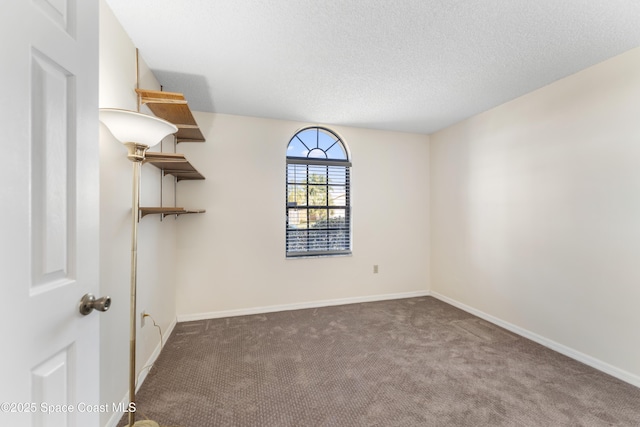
xmin=286 ymin=127 xmax=351 ymax=257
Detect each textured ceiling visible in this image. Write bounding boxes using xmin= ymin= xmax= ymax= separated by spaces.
xmin=104 ymin=0 xmax=640 ymax=134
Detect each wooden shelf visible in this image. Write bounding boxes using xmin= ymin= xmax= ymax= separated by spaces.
xmin=136 ymin=87 xmax=206 ymax=220
xmin=144 ymin=151 xmax=204 ymax=181
xmin=140 ymin=207 xmax=206 ymax=219
xmin=135 ymin=88 xmax=205 ymax=143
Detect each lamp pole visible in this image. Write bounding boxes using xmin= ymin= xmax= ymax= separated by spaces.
xmin=125 ymin=143 xmax=148 ymax=427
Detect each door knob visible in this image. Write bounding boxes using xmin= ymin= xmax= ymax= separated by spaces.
xmin=79 ymin=293 xmax=111 ymax=315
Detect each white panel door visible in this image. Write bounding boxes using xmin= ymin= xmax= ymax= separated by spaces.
xmin=0 ymin=0 xmax=100 ymax=426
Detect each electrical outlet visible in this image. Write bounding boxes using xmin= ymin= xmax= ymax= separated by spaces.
xmin=373 ymin=264 xmax=379 ymax=274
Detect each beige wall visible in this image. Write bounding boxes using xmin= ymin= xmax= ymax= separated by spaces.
xmin=430 ymin=47 xmax=640 ymax=385
xmin=99 ymin=1 xmax=178 ymax=425
xmin=175 ymin=113 xmax=430 ymax=318
xmin=99 ymin=0 xmax=640 ymax=412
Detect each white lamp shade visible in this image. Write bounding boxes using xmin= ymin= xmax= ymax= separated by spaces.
xmin=99 ymin=108 xmax=178 ymax=148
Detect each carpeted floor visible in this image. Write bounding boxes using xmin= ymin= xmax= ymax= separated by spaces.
xmin=119 ymin=297 xmax=640 ymax=426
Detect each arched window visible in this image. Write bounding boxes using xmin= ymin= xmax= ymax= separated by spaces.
xmin=286 ymin=127 xmax=351 ymax=257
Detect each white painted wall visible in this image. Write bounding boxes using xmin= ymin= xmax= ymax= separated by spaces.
xmin=99 ymin=1 xmax=178 ymax=425
xmin=100 ymin=0 xmax=640 ymax=410
xmin=175 ymin=113 xmax=430 ymax=318
xmin=430 ymin=47 xmax=640 ymax=384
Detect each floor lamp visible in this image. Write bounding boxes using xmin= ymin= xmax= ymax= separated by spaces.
xmin=99 ymin=108 xmax=177 ymax=427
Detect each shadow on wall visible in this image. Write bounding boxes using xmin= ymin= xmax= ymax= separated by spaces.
xmin=152 ymin=70 xmax=215 ymax=113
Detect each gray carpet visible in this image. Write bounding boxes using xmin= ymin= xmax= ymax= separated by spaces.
xmin=119 ymin=297 xmax=640 ymax=426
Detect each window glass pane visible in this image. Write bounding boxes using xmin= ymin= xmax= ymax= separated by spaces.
xmin=308 ymin=184 xmax=327 ymax=206
xmin=308 ymin=208 xmax=328 ymax=227
xmin=287 ymin=208 xmax=307 ymax=228
xmin=328 ymin=166 xmax=346 ymax=185
xmin=326 ymin=141 xmax=347 ymax=160
xmin=287 ymin=137 xmax=309 ymax=157
xmin=287 ymin=185 xmax=307 ymax=206
xmin=318 ymin=129 xmax=338 ymax=151
xmin=308 ymin=148 xmax=327 ymax=158
xmin=328 ymin=209 xmax=347 ymax=224
xmin=287 ymin=164 xmax=306 ymax=184
xmin=308 ymin=164 xmax=327 ymax=177
xmin=328 ymin=186 xmax=346 ymax=206
xmin=296 ymin=129 xmax=317 ymax=149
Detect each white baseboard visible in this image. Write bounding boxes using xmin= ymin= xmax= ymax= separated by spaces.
xmin=430 ymin=291 xmax=640 ymax=389
xmin=104 ymin=317 xmax=178 ymax=427
xmin=177 ymin=290 xmax=431 ymax=322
